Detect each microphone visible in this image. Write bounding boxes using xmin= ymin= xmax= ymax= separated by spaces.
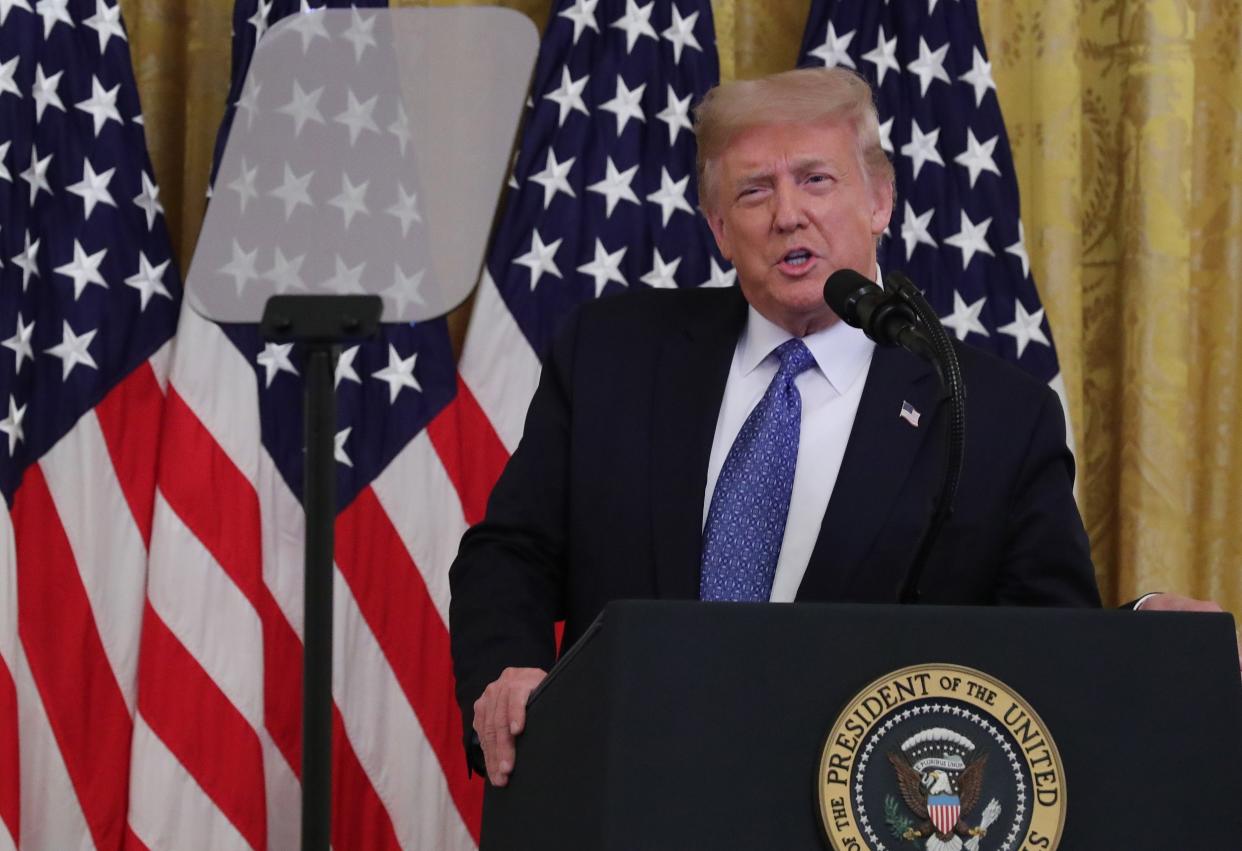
xmin=823 ymin=267 xmax=968 ymax=605
xmin=823 ymin=268 xmax=934 ymax=360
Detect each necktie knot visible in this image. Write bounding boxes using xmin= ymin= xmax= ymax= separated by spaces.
xmin=774 ymin=338 xmax=816 ymax=380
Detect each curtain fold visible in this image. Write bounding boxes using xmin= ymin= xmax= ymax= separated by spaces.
xmin=120 ymin=0 xmax=1242 ymax=611
xmin=1187 ymin=1 xmax=1242 ymax=607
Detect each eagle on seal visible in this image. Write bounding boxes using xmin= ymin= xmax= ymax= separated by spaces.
xmin=886 ymin=750 xmax=989 ymax=846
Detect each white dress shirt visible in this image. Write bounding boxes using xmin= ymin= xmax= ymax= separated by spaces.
xmin=702 ymin=306 xmax=876 ymax=602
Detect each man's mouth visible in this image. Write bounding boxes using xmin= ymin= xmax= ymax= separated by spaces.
xmin=780 ymin=248 xmax=814 ymax=269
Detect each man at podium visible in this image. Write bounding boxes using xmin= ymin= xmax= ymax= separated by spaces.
xmin=449 ymin=67 xmax=1228 ymax=789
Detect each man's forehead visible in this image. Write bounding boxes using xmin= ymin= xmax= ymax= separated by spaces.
xmin=720 ymin=119 xmax=857 ymax=169
xmin=724 ymin=142 xmax=854 ymax=182
xmin=734 ymin=153 xmax=838 ymax=174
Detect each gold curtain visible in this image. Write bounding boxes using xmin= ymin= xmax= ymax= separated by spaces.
xmin=121 ymin=0 xmax=1242 ymax=611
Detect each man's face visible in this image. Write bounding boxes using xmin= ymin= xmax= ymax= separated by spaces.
xmin=704 ymin=118 xmax=893 ymax=336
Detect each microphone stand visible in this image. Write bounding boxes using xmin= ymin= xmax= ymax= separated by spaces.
xmin=883 ymin=272 xmax=967 ymax=604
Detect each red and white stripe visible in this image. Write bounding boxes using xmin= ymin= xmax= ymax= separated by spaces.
xmin=3 ymin=267 xmax=546 ymax=850
xmin=457 ymin=272 xmax=543 ymax=457
xmin=1 ymin=345 xmax=170 ymax=851
xmin=124 ymin=303 xmax=502 ymax=849
xmin=929 ymin=802 xmax=960 ymax=836
xmin=1 ymin=504 xmax=18 ymax=851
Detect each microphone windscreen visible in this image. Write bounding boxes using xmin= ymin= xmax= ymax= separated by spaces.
xmin=823 ymin=268 xmax=879 ymax=326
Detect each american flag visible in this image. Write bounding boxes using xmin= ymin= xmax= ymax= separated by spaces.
xmin=125 ymin=1 xmax=483 ymax=849
xmin=799 ymin=0 xmax=1072 ymax=421
xmin=0 ymin=0 xmax=181 ymax=847
xmin=3 ymin=0 xmax=726 ymax=846
xmin=459 ymin=0 xmax=725 ymax=476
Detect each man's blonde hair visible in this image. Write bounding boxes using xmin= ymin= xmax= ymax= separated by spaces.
xmin=693 ymin=67 xmax=895 ymax=212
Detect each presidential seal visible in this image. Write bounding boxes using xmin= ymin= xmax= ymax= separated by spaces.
xmin=818 ymin=665 xmax=1065 ymax=851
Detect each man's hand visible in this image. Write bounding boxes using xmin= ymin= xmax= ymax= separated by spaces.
xmin=473 ymin=667 xmax=547 ymax=787
xmin=1137 ymin=592 xmax=1225 ymax=614
xmin=1137 ymin=593 xmax=1242 ymax=674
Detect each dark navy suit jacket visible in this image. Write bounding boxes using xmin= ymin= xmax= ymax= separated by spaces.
xmin=449 ymin=286 xmax=1100 ymax=742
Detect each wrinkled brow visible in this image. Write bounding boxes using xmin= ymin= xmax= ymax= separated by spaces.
xmin=733 ymin=156 xmax=842 ymax=188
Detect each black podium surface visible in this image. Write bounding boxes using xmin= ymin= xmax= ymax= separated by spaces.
xmin=482 ymin=601 xmax=1242 ymax=850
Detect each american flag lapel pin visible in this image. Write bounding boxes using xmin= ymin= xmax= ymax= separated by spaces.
xmin=899 ymin=401 xmax=921 ymax=427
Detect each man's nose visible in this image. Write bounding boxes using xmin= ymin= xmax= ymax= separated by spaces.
xmin=773 ymin=186 xmax=807 ymax=232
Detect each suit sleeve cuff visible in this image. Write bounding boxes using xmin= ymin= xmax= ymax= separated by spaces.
xmin=466 ymin=730 xmax=487 ymax=778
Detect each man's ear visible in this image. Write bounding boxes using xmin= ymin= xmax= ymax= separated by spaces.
xmin=870 ymin=178 xmax=894 ymax=237
xmin=705 ymin=208 xmax=733 ymax=261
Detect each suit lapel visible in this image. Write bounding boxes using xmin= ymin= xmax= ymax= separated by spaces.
xmin=795 ymin=345 xmax=941 ymax=602
xmin=649 ymin=289 xmax=747 ymax=600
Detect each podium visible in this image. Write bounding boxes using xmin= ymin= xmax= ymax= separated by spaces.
xmin=482 ymin=601 xmax=1242 ymax=850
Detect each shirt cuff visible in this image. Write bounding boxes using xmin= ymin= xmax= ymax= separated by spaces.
xmin=1132 ymin=592 xmax=1162 ymax=611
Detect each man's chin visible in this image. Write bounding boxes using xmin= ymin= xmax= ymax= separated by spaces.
xmin=766 ymin=298 xmax=839 ymax=337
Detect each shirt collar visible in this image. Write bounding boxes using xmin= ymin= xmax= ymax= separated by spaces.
xmin=738 ymin=263 xmax=881 ymax=393
xmin=738 ymin=305 xmax=874 ymax=396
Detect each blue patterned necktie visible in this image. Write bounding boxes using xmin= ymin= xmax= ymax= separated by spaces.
xmin=700 ymin=338 xmax=817 ymax=602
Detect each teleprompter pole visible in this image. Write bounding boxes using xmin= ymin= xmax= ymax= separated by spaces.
xmin=302 ymin=344 xmax=336 ymax=851
xmin=260 ymin=295 xmax=383 ymax=851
